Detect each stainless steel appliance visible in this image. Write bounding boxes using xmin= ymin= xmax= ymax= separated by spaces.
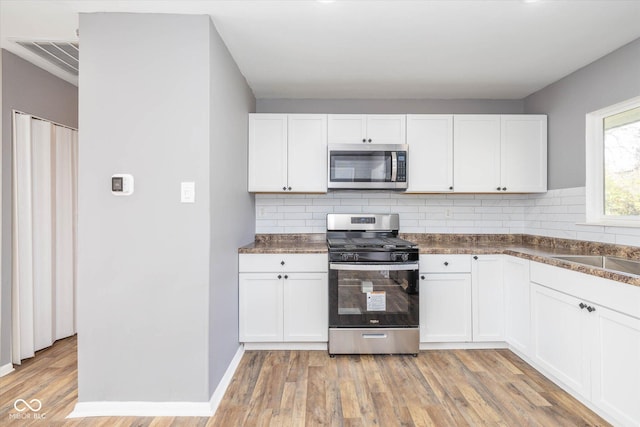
xmin=327 ymin=213 xmax=419 ymax=355
xmin=328 ymin=144 xmax=408 ymax=190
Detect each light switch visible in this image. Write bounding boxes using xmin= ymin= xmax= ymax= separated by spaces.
xmin=181 ymin=182 xmax=195 ymax=203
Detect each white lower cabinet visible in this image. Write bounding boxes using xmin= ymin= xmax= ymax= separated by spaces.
xmin=591 ymin=305 xmax=640 ymax=426
xmin=239 ymin=254 xmax=328 ymax=343
xmin=419 ymin=255 xmax=473 ymax=342
xmin=503 ymin=256 xmax=531 ymax=355
xmin=530 ymin=261 xmax=640 ymax=426
xmin=471 ymin=255 xmax=504 ymax=341
xmin=420 ymin=273 xmax=472 ymax=342
xmin=283 ymin=273 xmax=328 ymax=341
xmin=531 ymin=283 xmax=592 ymax=398
xmin=239 ymin=273 xmax=283 ymax=342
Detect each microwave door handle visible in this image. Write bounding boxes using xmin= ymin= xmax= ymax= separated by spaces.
xmin=391 ymin=151 xmax=397 ymax=182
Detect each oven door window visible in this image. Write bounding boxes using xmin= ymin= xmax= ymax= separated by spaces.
xmin=329 ymin=263 xmax=419 ymax=327
xmin=329 ymin=151 xmax=391 ymax=182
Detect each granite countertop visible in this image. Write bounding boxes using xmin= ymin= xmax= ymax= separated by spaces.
xmin=239 ymin=233 xmax=640 ymax=287
xmin=239 ymin=233 xmax=328 ymax=254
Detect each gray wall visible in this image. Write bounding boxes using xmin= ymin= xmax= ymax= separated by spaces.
xmin=525 ymin=37 xmax=640 ymax=190
xmin=256 ymin=98 xmax=524 ymax=114
xmin=1 ymin=49 xmax=78 ymax=368
xmin=207 ymin=19 xmax=255 ymax=394
xmin=78 ymin=13 xmax=212 ymax=402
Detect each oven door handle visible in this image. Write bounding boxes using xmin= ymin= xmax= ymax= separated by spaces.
xmin=330 ymin=262 xmax=418 ymax=271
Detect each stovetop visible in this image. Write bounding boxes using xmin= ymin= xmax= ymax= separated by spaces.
xmin=327 ymin=236 xmax=418 ymax=250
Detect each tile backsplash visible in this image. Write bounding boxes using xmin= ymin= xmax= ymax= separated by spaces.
xmin=255 ymin=187 xmax=640 ymax=246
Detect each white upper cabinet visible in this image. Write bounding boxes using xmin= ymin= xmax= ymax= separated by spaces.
xmin=328 ymin=114 xmax=406 ymax=144
xmin=501 ymin=115 xmax=547 ymax=192
xmin=288 ymin=115 xmax=328 ymax=193
xmin=453 ymin=114 xmax=547 ymax=193
xmin=248 ymin=114 xmax=327 ymax=193
xmin=248 ymin=114 xmax=288 ymax=192
xmin=406 ymin=114 xmax=454 ymax=192
xmin=453 ymin=115 xmax=502 ymax=192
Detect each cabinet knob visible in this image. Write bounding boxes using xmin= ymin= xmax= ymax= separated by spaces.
xmin=280 ymin=260 xmax=285 ymax=265
xmin=368 ymin=139 xmax=372 ymax=143
xmin=449 ymin=186 xmax=453 ymax=190
xmin=284 ymin=275 xmax=288 ymax=279
xmin=288 ymin=186 xmax=292 ymax=191
xmin=579 ymin=302 xmax=587 ymax=309
xmin=420 ymin=275 xmax=425 ymax=280
xmin=496 ymin=187 xmax=501 ymax=191
xmin=278 ymin=274 xmax=282 ymax=279
xmin=362 ymin=138 xmax=366 ymax=143
xmin=473 ymin=256 xmax=478 ymax=260
xmin=587 ymin=305 xmax=596 ymax=312
xmin=444 ymin=261 xmax=449 ymax=266
xmin=502 ymin=187 xmax=507 ymax=191
xmin=282 ymin=186 xmax=287 ymax=191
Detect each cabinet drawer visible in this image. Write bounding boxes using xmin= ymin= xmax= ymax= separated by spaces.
xmin=420 ymin=254 xmax=471 ymax=273
xmin=239 ymin=253 xmax=328 ymax=273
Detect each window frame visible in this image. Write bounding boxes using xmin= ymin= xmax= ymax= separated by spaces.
xmin=585 ymin=95 xmax=640 ymax=227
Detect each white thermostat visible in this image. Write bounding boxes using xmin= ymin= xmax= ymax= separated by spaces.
xmin=111 ymin=174 xmax=134 ymax=195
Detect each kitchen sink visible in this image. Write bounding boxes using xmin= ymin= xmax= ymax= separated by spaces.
xmin=551 ymin=255 xmax=640 ymax=276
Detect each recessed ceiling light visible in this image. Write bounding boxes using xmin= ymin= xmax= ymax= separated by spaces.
xmin=317 ymin=0 xmax=336 ymax=3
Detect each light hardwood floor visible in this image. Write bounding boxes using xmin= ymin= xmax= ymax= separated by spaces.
xmin=0 ymin=336 xmax=611 ymax=426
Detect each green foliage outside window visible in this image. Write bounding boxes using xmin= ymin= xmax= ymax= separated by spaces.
xmin=603 ymin=107 xmax=640 ymax=217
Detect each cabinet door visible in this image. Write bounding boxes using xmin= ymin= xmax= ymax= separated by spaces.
xmin=501 ymin=115 xmax=547 ymax=192
xmin=591 ymin=306 xmax=640 ymax=426
xmin=365 ymin=115 xmax=406 ymax=144
xmin=503 ymin=256 xmax=531 ymax=355
xmin=248 ymin=114 xmax=288 ymax=192
xmin=531 ymin=284 xmax=591 ymax=398
xmin=328 ymin=114 xmax=366 ymax=144
xmin=239 ymin=273 xmax=283 ymax=342
xmin=283 ymin=272 xmax=328 ymax=342
xmin=472 ymin=255 xmax=504 ymax=341
xmin=287 ymin=114 xmax=328 ymax=193
xmin=406 ymin=115 xmax=453 ymax=192
xmin=453 ymin=115 xmax=501 ymax=192
xmin=420 ymin=273 xmax=472 ymax=342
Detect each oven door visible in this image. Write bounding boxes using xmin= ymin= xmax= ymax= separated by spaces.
xmin=328 ymin=144 xmax=407 ymax=190
xmin=329 ymin=262 xmax=419 ymax=327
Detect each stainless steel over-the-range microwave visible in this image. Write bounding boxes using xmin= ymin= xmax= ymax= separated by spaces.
xmin=327 ymin=144 xmax=408 ymax=190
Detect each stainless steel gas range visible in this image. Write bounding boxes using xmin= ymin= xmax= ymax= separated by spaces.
xmin=326 ymin=213 xmax=419 ymax=356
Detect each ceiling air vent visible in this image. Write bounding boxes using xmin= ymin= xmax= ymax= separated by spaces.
xmin=15 ymin=41 xmax=79 ymax=76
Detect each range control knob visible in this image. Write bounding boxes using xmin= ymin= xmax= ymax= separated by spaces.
xmin=393 ymin=252 xmax=409 ymax=262
xmin=341 ymin=253 xmax=359 ymax=262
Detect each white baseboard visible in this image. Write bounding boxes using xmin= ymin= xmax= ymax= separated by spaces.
xmin=209 ymin=344 xmax=244 ymax=415
xmin=419 ymin=341 xmax=508 ymax=350
xmin=67 ymin=401 xmax=213 ymax=418
xmin=0 ymin=363 xmax=15 ymax=377
xmin=243 ymin=342 xmax=327 ymax=351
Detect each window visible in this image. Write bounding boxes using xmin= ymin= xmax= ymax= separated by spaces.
xmin=586 ymin=96 xmax=640 ymax=226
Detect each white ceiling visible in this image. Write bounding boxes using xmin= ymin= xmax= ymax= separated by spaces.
xmin=1 ymin=0 xmax=640 ymax=99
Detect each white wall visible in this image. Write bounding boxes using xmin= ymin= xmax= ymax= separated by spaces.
xmin=78 ymin=13 xmax=212 ymax=402
xmin=525 ymin=37 xmax=640 ymax=190
xmin=257 ymin=98 xmax=523 ymax=114
xmin=207 ymin=18 xmax=255 ymax=395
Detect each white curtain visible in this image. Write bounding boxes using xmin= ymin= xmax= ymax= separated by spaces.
xmin=11 ymin=112 xmax=78 ymax=364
